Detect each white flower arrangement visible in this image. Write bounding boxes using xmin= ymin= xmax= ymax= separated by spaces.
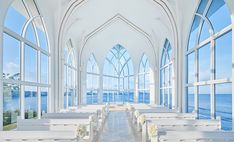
xmin=89 ymin=115 xmax=97 ymax=123
xmin=127 ymin=103 xmax=132 ymax=110
xmin=134 ymin=110 xmax=140 ymax=118
xmin=139 ymin=114 xmax=146 ymax=125
xmin=102 ymin=106 xmax=106 ymax=113
xmin=148 ymin=124 xmax=158 ymax=140
xmin=77 ymin=124 xmax=87 ymax=138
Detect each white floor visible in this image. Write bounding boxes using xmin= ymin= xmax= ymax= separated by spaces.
xmin=97 ymin=111 xmax=140 ymax=142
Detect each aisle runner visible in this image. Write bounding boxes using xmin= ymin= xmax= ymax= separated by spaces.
xmin=97 ymin=111 xmax=140 ymax=142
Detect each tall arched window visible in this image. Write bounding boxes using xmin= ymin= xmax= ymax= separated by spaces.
xmin=103 ymin=44 xmax=134 ymax=103
xmin=186 ymin=0 xmax=232 ymax=130
xmin=86 ymin=54 xmax=99 ymax=104
xmin=2 ymin=0 xmax=50 ymax=129
xmin=160 ymin=39 xmax=173 ymax=108
xmin=63 ymin=41 xmax=77 ymax=108
xmin=138 ymin=54 xmax=150 ymax=104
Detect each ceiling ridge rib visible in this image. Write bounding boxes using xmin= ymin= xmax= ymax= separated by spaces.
xmin=79 ymin=13 xmax=156 ymax=66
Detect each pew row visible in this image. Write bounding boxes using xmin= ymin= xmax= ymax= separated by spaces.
xmin=0 ymin=131 xmax=78 ymax=142
xmin=145 ymin=130 xmax=234 ymax=142
xmin=17 ymin=116 xmax=98 ymax=142
xmin=141 ymin=118 xmax=221 ymax=142
xmin=135 ymin=112 xmax=196 ymax=131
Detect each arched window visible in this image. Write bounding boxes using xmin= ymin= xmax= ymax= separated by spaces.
xmin=160 ymin=39 xmax=173 ymax=108
xmin=103 ymin=44 xmax=134 ymax=103
xmin=138 ymin=54 xmax=150 ymax=104
xmin=63 ymin=42 xmax=77 ymax=108
xmin=186 ymin=0 xmax=232 ymax=130
xmin=86 ymin=54 xmax=99 ymax=104
xmin=2 ymin=0 xmax=50 ymax=129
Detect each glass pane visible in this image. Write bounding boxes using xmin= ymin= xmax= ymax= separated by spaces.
xmin=129 ymin=92 xmax=134 ymax=103
xmin=187 ymin=87 xmax=194 ymax=113
xmin=215 ymin=30 xmax=232 ymax=79
xmin=93 ymin=91 xmax=98 ymax=104
xmin=198 ymin=85 xmax=210 ymax=119
xmin=86 ymin=91 xmax=92 ymax=104
xmin=103 ymin=92 xmax=108 ymax=103
xmin=197 ymin=0 xmax=209 ymax=14
xmin=129 ymin=76 xmax=134 ymax=89
xmin=4 ymin=1 xmax=29 ymax=35
xmin=3 ymin=83 xmax=20 ymax=130
xmin=25 ymin=86 xmax=37 ymax=119
xmin=145 ymin=74 xmax=150 ymax=89
xmin=188 ymin=16 xmax=201 ymax=49
xmin=164 ymin=90 xmax=168 ymax=107
xmin=41 ymin=53 xmax=48 ymax=84
xmin=138 ymin=91 xmax=143 ymax=103
xmin=68 ymin=89 xmax=73 ymax=107
xmin=144 ymin=91 xmax=150 ymax=104
xmin=63 ymin=65 xmax=67 ymax=87
xmin=169 ymin=89 xmax=172 ymax=109
xmin=64 ymin=90 xmax=68 ymax=108
xmin=215 ymin=83 xmax=232 ymax=130
xmin=138 ymin=75 xmax=144 ymax=89
xmin=169 ymin=65 xmax=172 ymax=86
xmin=25 ymin=23 xmax=37 ymax=44
xmin=187 ymin=52 xmax=195 ymax=83
xmin=41 ymin=87 xmax=48 ymax=113
xmin=3 ymin=33 xmax=20 ymax=80
xmin=160 ymin=89 xmax=163 ymax=105
xmin=25 ymin=44 xmax=37 ymax=82
xmin=198 ymin=43 xmax=210 ymax=82
xmin=37 ymin=22 xmax=48 ymax=51
xmin=207 ymin=0 xmax=231 ymax=33
xmin=199 ymin=20 xmax=211 ymax=43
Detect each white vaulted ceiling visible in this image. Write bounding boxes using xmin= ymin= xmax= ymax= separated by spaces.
xmin=36 ymin=0 xmax=189 ymax=50
xmin=34 ymin=0 xmax=201 ymax=55
xmin=63 ymin=0 xmax=174 ymax=41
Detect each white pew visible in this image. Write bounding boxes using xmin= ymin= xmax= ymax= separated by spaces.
xmin=147 ymin=131 xmax=234 ymax=142
xmin=17 ymin=118 xmax=90 ymax=131
xmin=140 ymin=112 xmax=196 ymax=119
xmin=42 ymin=110 xmax=106 ymax=131
xmin=141 ymin=118 xmax=221 ymax=142
xmin=136 ymin=112 xmax=196 ymax=131
xmin=17 ymin=118 xmax=97 ymax=142
xmin=131 ymin=109 xmax=177 ymax=125
xmin=0 ymin=131 xmax=78 ymax=142
xmin=42 ymin=112 xmax=95 ymax=119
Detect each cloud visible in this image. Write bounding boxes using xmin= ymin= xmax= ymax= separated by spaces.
xmin=3 ymin=62 xmax=19 ymax=75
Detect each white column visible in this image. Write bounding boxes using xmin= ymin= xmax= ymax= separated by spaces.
xmin=37 ymin=51 xmax=41 ymax=119
xmin=54 ymin=39 xmax=60 ymax=112
xmin=232 ymin=23 xmax=234 ymax=129
xmin=149 ymin=69 xmax=156 ymax=104
xmin=99 ymin=73 xmax=103 ymax=104
xmin=20 ymin=42 xmax=25 ymax=119
xmin=194 ymin=49 xmax=199 ymax=118
xmin=182 ymin=48 xmax=187 ymax=113
xmin=0 ymin=26 xmax=3 ymax=130
xmin=210 ymin=39 xmax=215 ymax=119
xmin=134 ymin=73 xmax=138 ymax=103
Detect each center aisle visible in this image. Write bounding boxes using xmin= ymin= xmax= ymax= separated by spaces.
xmin=97 ymin=111 xmax=140 ymax=142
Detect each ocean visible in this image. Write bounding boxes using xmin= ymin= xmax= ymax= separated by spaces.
xmin=4 ymin=92 xmax=232 ymax=130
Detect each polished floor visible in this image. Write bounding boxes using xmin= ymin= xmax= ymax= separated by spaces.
xmin=97 ymin=111 xmax=140 ymax=142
